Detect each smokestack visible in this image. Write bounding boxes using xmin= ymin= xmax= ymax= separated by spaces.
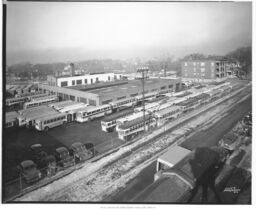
xmin=70 ymin=63 xmax=75 ymax=76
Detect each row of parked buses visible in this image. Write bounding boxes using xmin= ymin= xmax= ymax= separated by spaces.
xmin=6 ymin=92 xmax=55 ymax=108
xmin=101 ymin=82 xmax=243 ymax=141
xmin=6 ymin=82 xmax=242 ymax=132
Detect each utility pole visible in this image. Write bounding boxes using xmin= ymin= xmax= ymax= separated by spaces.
xmin=137 ymin=67 xmax=149 ymax=132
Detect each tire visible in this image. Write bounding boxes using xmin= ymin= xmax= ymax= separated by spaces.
xmin=63 ymin=121 xmax=67 ymax=125
xmin=44 ymin=126 xmax=49 ymax=131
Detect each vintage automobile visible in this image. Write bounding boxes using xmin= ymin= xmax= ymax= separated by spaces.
xmin=17 ymin=160 xmax=42 ymax=184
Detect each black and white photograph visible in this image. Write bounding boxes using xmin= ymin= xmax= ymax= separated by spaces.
xmin=2 ymin=0 xmax=253 ymax=205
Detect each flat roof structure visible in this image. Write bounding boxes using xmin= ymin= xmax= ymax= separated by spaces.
xmin=39 ymin=78 xmax=181 ymax=106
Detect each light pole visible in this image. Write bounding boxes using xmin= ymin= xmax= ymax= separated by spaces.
xmin=137 ymin=67 xmax=149 ymax=132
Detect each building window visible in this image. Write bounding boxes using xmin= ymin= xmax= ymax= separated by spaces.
xmin=168 ymin=84 xmax=173 ymax=89
xmin=80 ymin=97 xmax=87 ymax=103
xmin=201 ymin=68 xmax=205 ymax=72
xmin=76 ymin=80 xmax=82 ymax=85
xmin=108 ymin=76 xmax=110 ymax=81
xmin=84 ymin=79 xmax=87 ymax=84
xmin=160 ymin=86 xmax=166 ymax=90
xmin=184 ymin=62 xmax=187 ymax=66
xmin=211 ymin=62 xmax=215 ymax=66
xmin=72 ymin=80 xmax=75 ymax=86
xmin=200 ymin=62 xmax=205 ymax=66
xmin=96 ymin=77 xmax=99 ymax=83
xmin=88 ymin=99 xmax=96 ymax=106
xmin=114 ymin=75 xmax=117 ymax=80
xmin=194 ymin=73 xmax=196 ymax=76
xmin=201 ymin=73 xmax=205 ymax=76
xmin=60 ymin=81 xmax=68 ymax=87
xmin=91 ymin=78 xmax=93 ymax=84
xmin=193 ymin=62 xmax=196 ymax=66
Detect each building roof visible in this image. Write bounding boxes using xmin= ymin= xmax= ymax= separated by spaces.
xmin=158 ymin=146 xmax=191 ymax=167
xmin=134 ymin=176 xmax=190 ymax=202
xmin=89 ymin=78 xmax=180 ymax=99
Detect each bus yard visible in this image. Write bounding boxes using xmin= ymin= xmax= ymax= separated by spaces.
xmin=3 ymin=79 xmax=251 ymax=202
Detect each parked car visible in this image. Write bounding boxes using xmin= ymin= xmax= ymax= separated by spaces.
xmin=219 ymin=132 xmax=239 ymax=152
xmin=17 ymin=160 xmax=42 ymax=184
xmin=54 ymin=147 xmax=75 ymax=168
xmin=84 ymin=142 xmax=95 ymax=156
xmin=69 ymin=142 xmax=93 ymax=163
xmin=30 ymin=144 xmax=57 ymax=176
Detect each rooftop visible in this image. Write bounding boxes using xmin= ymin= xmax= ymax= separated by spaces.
xmin=158 ymin=146 xmax=191 ymax=167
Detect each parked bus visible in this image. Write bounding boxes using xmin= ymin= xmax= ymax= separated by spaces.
xmin=23 ymin=96 xmax=58 ymax=109
xmin=6 ymin=96 xmax=28 ymax=106
xmin=76 ymin=104 xmax=112 ymax=123
xmin=109 ymin=97 xmax=137 ymax=111
xmin=35 ymin=113 xmax=68 ymax=131
xmin=154 ymin=106 xmax=182 ymax=127
xmin=117 ymin=115 xmax=157 ymax=141
xmin=5 ymin=111 xmax=19 ymax=128
xmin=101 ymin=108 xmax=134 ymax=132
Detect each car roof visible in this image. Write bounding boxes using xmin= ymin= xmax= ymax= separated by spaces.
xmin=21 ymin=160 xmax=35 ymax=168
xmin=56 ymin=147 xmax=68 ymax=153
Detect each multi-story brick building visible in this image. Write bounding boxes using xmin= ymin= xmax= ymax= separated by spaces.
xmin=181 ymin=59 xmax=227 ymax=82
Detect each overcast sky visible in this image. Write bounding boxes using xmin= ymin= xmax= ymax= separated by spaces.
xmin=6 ymin=1 xmax=252 ymax=65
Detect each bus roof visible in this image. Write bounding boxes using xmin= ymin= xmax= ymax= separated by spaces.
xmin=35 ymin=112 xmax=67 ymax=122
xmin=175 ymin=91 xmax=192 ymax=98
xmin=31 ymin=95 xmax=57 ymax=101
xmin=102 ymin=109 xmax=134 ymax=122
xmin=78 ymin=104 xmax=111 ymax=113
xmin=25 ymin=110 xmax=59 ymax=121
xmin=118 ymin=114 xmax=151 ymax=130
xmin=6 ymin=111 xmax=20 ymax=123
xmin=157 ymin=146 xmax=191 ymax=168
xmin=155 ymin=106 xmax=181 ymax=117
xmin=20 ymin=106 xmax=56 ymax=118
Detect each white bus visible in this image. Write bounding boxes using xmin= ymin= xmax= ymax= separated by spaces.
xmin=109 ymin=97 xmax=137 ymax=111
xmin=23 ymin=96 xmax=58 ymax=109
xmin=76 ymin=104 xmax=112 ymax=123
xmin=35 ymin=113 xmax=68 ymax=131
xmin=101 ymin=109 xmax=134 ymax=132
